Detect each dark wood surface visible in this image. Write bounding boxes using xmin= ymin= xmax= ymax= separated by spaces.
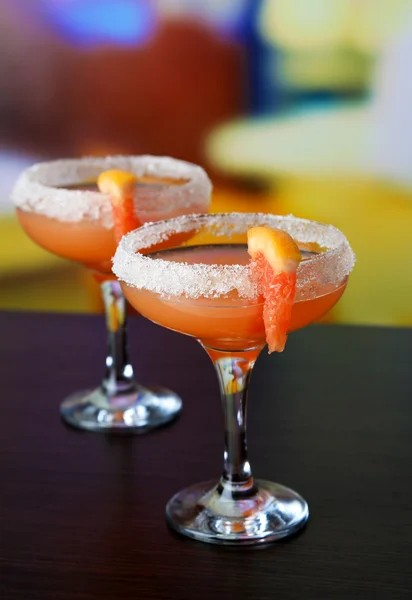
xmin=1 ymin=310 xmax=412 ymax=599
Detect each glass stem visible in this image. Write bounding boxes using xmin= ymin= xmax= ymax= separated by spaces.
xmin=100 ymin=280 xmax=136 ymax=398
xmin=205 ymin=347 xmax=261 ymax=498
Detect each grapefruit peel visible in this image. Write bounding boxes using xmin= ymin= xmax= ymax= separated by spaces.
xmin=97 ymin=169 xmax=141 ymax=243
xmin=247 ymin=226 xmax=302 ymax=353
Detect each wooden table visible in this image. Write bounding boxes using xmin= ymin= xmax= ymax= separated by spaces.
xmin=1 ymin=311 xmax=412 ymax=599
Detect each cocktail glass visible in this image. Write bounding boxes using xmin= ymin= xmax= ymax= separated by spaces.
xmin=113 ymin=212 xmax=355 ymax=544
xmin=12 ymin=156 xmax=211 ymax=433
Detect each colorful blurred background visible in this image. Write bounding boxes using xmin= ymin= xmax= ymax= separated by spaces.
xmin=1 ymin=0 xmax=412 ymax=326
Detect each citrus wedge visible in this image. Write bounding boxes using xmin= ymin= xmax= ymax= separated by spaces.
xmin=97 ymin=169 xmax=141 ymax=242
xmin=247 ymin=226 xmax=301 ymax=353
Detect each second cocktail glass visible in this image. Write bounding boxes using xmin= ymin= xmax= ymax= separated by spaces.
xmin=12 ymin=156 xmax=211 ymax=433
xmin=113 ymin=212 xmax=355 ymax=544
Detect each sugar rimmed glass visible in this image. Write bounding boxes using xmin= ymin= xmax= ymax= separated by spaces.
xmin=113 ymin=212 xmax=355 ymax=544
xmin=12 ymin=156 xmax=211 ymax=433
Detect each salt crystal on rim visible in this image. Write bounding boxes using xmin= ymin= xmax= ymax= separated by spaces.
xmin=12 ymin=155 xmax=212 ymax=228
xmin=112 ymin=213 xmax=356 ymax=301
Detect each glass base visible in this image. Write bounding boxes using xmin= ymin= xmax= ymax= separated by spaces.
xmin=166 ymin=479 xmax=309 ymax=545
xmin=60 ymin=385 xmax=182 ymax=433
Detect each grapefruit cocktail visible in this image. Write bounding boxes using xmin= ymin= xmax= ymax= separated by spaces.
xmin=12 ymin=156 xmax=211 ymax=432
xmin=113 ymin=212 xmax=355 ymax=544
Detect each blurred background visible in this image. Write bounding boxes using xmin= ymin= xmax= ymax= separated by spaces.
xmin=1 ymin=0 xmax=412 ymax=326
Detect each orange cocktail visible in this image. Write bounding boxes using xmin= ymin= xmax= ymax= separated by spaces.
xmin=113 ymin=212 xmax=355 ymax=545
xmin=12 ymin=156 xmax=212 ymax=433
xmin=123 ymin=244 xmax=347 ymax=351
xmin=16 ymin=172 xmax=205 ymax=275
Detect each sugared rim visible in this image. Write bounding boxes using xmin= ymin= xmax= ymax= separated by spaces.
xmin=112 ymin=212 xmax=356 ymax=301
xmin=11 ymin=155 xmax=212 ymax=228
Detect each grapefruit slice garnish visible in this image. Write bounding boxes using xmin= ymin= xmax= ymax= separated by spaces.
xmin=97 ymin=169 xmax=141 ymax=243
xmin=247 ymin=226 xmax=302 ymax=353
